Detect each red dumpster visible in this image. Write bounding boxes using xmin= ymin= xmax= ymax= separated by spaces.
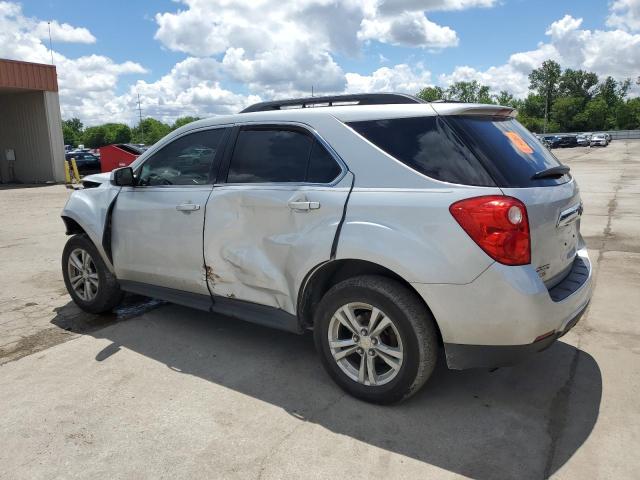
xmin=99 ymin=144 xmax=147 ymax=173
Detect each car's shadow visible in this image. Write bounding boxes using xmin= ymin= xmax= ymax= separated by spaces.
xmin=52 ymin=301 xmax=602 ymax=480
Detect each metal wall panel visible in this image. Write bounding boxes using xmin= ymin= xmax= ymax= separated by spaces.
xmin=0 ymin=59 xmax=58 ymax=92
xmin=0 ymin=91 xmax=64 ymax=183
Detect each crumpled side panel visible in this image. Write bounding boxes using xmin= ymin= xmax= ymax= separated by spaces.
xmin=61 ymin=184 xmax=120 ymax=271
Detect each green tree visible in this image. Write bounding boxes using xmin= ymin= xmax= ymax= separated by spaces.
xmin=574 ymin=99 xmax=608 ymax=131
xmin=82 ymin=126 xmax=108 ymax=148
xmin=132 ymin=118 xmax=171 ymax=145
xmin=551 ymin=97 xmax=584 ymax=131
xmin=446 ymin=81 xmax=493 ymax=103
xmin=493 ymin=90 xmax=517 ymax=107
xmin=62 ymin=117 xmax=84 ymax=146
xmin=416 ymin=86 xmax=445 ymax=102
xmin=616 ymin=98 xmax=640 ymax=130
xmin=171 ymin=116 xmax=201 ymax=130
xmin=102 ymin=123 xmax=132 ymax=144
xmin=559 ymin=69 xmax=599 ymax=99
xmin=528 ymin=60 xmax=562 ymax=132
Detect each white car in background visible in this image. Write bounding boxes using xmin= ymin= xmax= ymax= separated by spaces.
xmin=60 ymin=93 xmax=592 ymax=404
xmin=590 ymin=133 xmax=608 ymax=146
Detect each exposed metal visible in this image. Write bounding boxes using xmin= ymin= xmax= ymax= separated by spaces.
xmin=328 ymin=303 xmax=403 ymax=386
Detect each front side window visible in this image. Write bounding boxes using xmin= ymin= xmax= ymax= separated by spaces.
xmin=138 ymin=128 xmax=226 ymax=186
xmin=227 ymin=127 xmax=341 ymax=184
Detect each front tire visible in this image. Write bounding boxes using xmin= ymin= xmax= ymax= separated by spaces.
xmin=314 ymin=275 xmax=438 ymax=404
xmin=62 ymin=234 xmax=123 ymax=314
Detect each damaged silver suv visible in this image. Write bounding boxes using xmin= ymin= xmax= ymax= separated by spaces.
xmin=61 ymin=93 xmax=592 ymax=404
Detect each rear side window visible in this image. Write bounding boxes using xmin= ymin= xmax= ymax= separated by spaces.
xmin=227 ymin=127 xmax=341 ymax=184
xmin=307 ymin=140 xmax=342 ymax=183
xmin=347 ymin=116 xmax=495 ymax=186
xmin=445 ymin=116 xmax=569 ymax=187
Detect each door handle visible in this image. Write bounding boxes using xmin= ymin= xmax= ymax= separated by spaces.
xmin=176 ymin=203 xmax=200 ymax=212
xmin=288 ymin=201 xmax=320 ymax=211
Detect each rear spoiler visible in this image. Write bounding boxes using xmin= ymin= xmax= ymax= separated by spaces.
xmin=430 ymin=103 xmax=517 ymax=118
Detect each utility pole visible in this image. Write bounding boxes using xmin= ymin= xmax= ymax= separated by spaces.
xmin=47 ymin=21 xmax=54 ymax=64
xmin=311 ymin=85 xmax=314 ymax=97
xmin=136 ymin=93 xmax=144 ymax=144
xmin=543 ymin=94 xmax=548 ymax=134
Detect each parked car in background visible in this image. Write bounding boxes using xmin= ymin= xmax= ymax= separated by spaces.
xmin=61 ymin=93 xmax=591 ymax=404
xmin=65 ymin=151 xmax=101 ymax=176
xmin=558 ymin=135 xmax=578 ymax=148
xmin=604 ymin=133 xmax=612 ymax=144
xmin=576 ymin=134 xmax=590 ymax=146
xmin=542 ymin=135 xmax=561 ymax=148
xmin=590 ymin=133 xmax=608 ymax=147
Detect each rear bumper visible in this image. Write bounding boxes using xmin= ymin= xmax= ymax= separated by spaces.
xmin=412 ymin=246 xmax=593 ymax=369
xmin=443 ymin=302 xmax=587 ymax=369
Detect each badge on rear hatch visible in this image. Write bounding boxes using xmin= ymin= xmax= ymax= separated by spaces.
xmin=557 ymin=203 xmax=583 ymax=228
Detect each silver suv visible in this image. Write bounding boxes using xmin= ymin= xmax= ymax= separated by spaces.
xmin=61 ymin=93 xmax=592 ymax=404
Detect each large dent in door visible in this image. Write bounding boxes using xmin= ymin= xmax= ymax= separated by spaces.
xmin=61 ymin=184 xmax=120 ymax=271
xmin=203 ymin=174 xmax=353 ymax=313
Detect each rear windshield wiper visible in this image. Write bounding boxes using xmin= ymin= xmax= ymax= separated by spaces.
xmin=531 ymin=165 xmax=570 ymax=180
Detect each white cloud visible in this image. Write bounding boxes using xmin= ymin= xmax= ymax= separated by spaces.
xmin=34 ymin=20 xmax=96 ymax=44
xmin=607 ymin=0 xmax=640 ymax=31
xmin=440 ymin=14 xmax=640 ymax=98
xmin=359 ymin=11 xmax=458 ymax=48
xmin=0 ymin=1 xmax=147 ymax=125
xmin=376 ymin=0 xmax=496 ymax=15
xmin=346 ymin=64 xmax=432 ymax=93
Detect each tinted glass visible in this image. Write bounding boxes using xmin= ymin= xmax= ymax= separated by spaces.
xmin=347 ymin=116 xmax=495 ymax=186
xmin=138 ymin=128 xmax=225 ymax=186
xmin=445 ymin=116 xmax=569 ymax=187
xmin=307 ymin=140 xmax=341 ymax=183
xmin=227 ymin=129 xmax=312 ymax=183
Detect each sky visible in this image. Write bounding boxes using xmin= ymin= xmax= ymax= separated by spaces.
xmin=1 ymin=0 xmax=639 ymax=126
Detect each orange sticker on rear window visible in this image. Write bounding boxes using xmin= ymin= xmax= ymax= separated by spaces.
xmin=504 ymin=131 xmax=533 ymax=154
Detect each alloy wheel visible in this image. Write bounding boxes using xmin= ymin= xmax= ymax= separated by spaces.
xmin=328 ymin=302 xmax=404 ymax=386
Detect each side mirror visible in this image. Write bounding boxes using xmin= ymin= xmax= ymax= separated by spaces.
xmin=111 ymin=167 xmax=135 ymax=186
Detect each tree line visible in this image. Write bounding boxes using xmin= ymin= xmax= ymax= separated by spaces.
xmin=417 ymin=59 xmax=640 ymax=133
xmin=62 ymin=116 xmax=201 ymax=148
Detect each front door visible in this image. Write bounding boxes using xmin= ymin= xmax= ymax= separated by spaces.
xmin=112 ymin=127 xmax=228 ymax=294
xmin=203 ymin=124 xmax=352 ymax=313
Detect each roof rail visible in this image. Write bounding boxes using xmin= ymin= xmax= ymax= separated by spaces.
xmin=240 ymin=93 xmax=425 ymax=113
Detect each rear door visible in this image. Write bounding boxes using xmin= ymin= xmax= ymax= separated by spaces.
xmin=203 ymin=124 xmax=352 ymax=314
xmin=446 ymin=115 xmax=581 ymax=286
xmin=111 ymin=126 xmax=228 ymax=294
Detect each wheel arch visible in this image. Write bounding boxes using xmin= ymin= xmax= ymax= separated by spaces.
xmin=297 ymin=258 xmax=443 ymax=343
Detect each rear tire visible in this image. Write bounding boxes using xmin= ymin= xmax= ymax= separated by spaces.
xmin=62 ymin=234 xmax=123 ymax=314
xmin=314 ymin=275 xmax=438 ymax=404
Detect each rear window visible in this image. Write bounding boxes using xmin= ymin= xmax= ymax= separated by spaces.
xmin=445 ymin=116 xmax=570 ymax=187
xmin=348 ymin=115 xmax=569 ymax=188
xmin=347 ymin=116 xmax=495 ymax=186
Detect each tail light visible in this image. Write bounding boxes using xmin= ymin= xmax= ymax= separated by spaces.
xmin=449 ymin=195 xmax=530 ymax=266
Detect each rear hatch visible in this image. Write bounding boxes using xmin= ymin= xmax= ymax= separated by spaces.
xmin=445 ymin=114 xmax=580 ymax=287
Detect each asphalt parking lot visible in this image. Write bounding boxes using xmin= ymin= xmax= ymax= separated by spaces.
xmin=1 ymin=140 xmax=639 ymax=479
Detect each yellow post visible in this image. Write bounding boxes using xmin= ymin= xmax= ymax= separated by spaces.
xmin=64 ymin=160 xmax=71 ymax=184
xmin=70 ymin=158 xmax=81 ymax=183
